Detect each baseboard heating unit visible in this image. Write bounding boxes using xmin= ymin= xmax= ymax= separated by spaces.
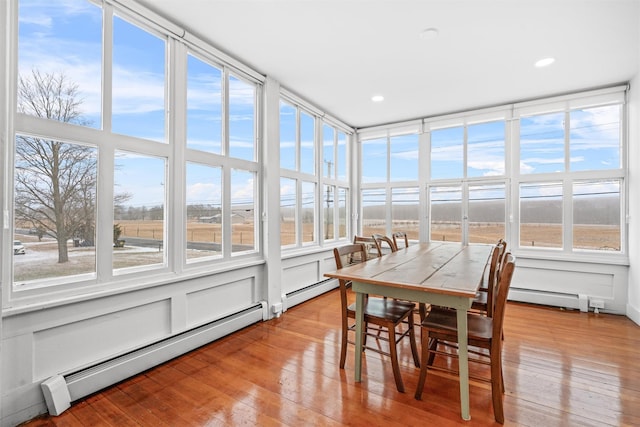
xmin=283 ymin=279 xmax=338 ymax=311
xmin=42 ymin=303 xmax=264 ymax=416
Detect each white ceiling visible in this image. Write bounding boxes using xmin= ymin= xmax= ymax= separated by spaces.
xmin=136 ymin=0 xmax=639 ymax=129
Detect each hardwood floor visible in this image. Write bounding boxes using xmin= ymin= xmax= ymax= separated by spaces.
xmin=22 ymin=289 xmax=640 ymax=426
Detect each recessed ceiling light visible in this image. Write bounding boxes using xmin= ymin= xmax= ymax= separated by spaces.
xmin=371 ymin=95 xmax=384 ymax=102
xmin=535 ymin=57 xmax=555 ymax=68
xmin=419 ymin=27 xmax=439 ymax=40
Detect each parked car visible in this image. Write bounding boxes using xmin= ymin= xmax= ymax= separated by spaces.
xmin=13 ymin=240 xmax=25 ymax=255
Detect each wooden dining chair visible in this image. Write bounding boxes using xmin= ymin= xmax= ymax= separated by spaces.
xmin=353 ymin=235 xmax=382 ymax=259
xmin=415 ymin=253 xmax=516 ymax=424
xmin=471 ymin=239 xmax=507 ymax=316
xmin=372 ymin=233 xmax=398 ymax=254
xmin=333 ymin=244 xmax=420 ymax=393
xmin=392 ymin=231 xmax=409 ymax=249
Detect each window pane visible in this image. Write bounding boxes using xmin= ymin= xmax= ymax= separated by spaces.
xmin=570 ymin=105 xmax=621 ymax=172
xmin=520 ymin=112 xmax=564 ymax=174
xmin=14 ymin=135 xmax=97 ymax=284
xmin=323 ymin=185 xmax=335 ymax=240
xmin=361 ymin=138 xmax=387 ymax=183
xmin=573 ymin=180 xmax=620 ymax=251
xmin=362 ymin=188 xmax=386 ymax=236
xmin=280 ymin=178 xmax=297 ymax=246
xmin=228 ymin=75 xmax=255 ymax=160
xmin=391 ymin=187 xmax=419 ymax=241
xmin=430 ymin=186 xmax=461 ymax=242
xmin=112 ymin=16 xmax=166 ymax=142
xmin=431 ymin=127 xmax=463 ymax=180
xmin=468 ymin=183 xmax=505 ymax=243
xmin=280 ymin=101 xmax=296 ymax=170
xmin=337 ymin=132 xmax=347 ymax=181
xmin=114 ymin=152 xmax=166 ymax=271
xmin=467 ymin=121 xmax=505 ymax=177
xmin=338 ymin=187 xmax=348 ymax=239
xmin=18 ymin=0 xmax=102 ymax=129
xmin=187 ymin=54 xmax=222 ymax=154
xmin=300 ymin=111 xmax=315 ymax=174
xmin=301 ymin=181 xmax=316 ymax=244
xmin=230 ymin=170 xmax=256 ymax=253
xmin=520 ymin=182 xmax=563 ymax=248
xmin=185 ymin=163 xmax=222 ymax=261
xmin=323 ymin=124 xmax=335 ymax=178
xmin=390 ymin=134 xmax=419 ymax=181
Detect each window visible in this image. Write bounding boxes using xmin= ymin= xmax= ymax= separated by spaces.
xmin=185 ymin=163 xmax=222 ymax=260
xmin=230 ymin=169 xmax=256 ymax=254
xmin=279 ymin=96 xmax=350 ymax=248
xmin=18 ymin=0 xmax=102 ymax=129
xmin=280 ymin=177 xmax=297 ymax=247
xmin=279 ymin=100 xmax=318 ymax=247
xmin=359 ymin=131 xmax=419 ymax=239
xmin=14 ymin=135 xmax=98 ymax=283
xmin=573 ymin=180 xmax=620 ymax=251
xmin=431 ymin=127 xmax=463 ymax=180
xmin=228 ymin=75 xmax=256 ymax=161
xmin=468 ymin=183 xmax=506 ymax=244
xmin=519 ymin=182 xmax=563 ymax=249
xmin=186 ymin=52 xmax=260 ymax=258
xmin=427 ymin=116 xmax=507 ymax=244
xmin=114 ymin=152 xmax=166 ymax=271
xmin=112 ymin=15 xmax=166 ymax=142
xmin=11 ymin=1 xmax=262 ymax=299
xmin=430 ymin=186 xmax=462 ymax=243
xmin=516 ymin=98 xmax=623 ymax=253
xmin=187 ymin=54 xmax=222 ymax=154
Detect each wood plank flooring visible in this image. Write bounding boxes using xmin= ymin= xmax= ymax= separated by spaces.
xmin=22 ymin=289 xmax=640 ymax=426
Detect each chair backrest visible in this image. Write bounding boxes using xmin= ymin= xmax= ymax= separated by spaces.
xmin=392 ymin=231 xmax=409 ymax=249
xmin=485 ymin=240 xmax=508 ymax=316
xmin=333 ymin=244 xmax=368 ymax=315
xmin=353 ymin=235 xmax=382 ymax=258
xmin=491 ymin=253 xmax=516 ymax=343
xmin=372 ymin=234 xmax=397 ymax=254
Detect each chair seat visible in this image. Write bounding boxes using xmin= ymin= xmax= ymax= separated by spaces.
xmin=348 ymin=297 xmax=416 ymax=323
xmin=423 ymin=306 xmax=493 ymax=341
xmin=471 ymin=291 xmax=488 ymax=311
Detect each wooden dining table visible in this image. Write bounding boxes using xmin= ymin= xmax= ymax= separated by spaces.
xmin=324 ymin=242 xmax=492 ymax=421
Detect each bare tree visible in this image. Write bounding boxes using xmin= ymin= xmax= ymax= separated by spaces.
xmin=15 ymin=70 xmax=97 ymax=263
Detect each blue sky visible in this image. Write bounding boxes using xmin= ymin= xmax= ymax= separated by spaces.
xmin=18 ymin=0 xmax=258 ymax=208
xmin=18 ymin=0 xmax=622 ymax=209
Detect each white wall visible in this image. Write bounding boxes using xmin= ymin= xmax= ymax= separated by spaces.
xmin=626 ymin=11 xmax=640 ymax=324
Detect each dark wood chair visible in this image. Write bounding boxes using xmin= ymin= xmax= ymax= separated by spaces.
xmin=415 ymin=253 xmax=516 ymax=424
xmin=353 ymin=235 xmax=382 ymax=259
xmin=333 ymin=244 xmax=420 ymax=392
xmin=372 ymin=233 xmax=397 ymax=254
xmin=392 ymin=231 xmax=409 ymax=249
xmin=471 ymin=239 xmax=507 ymax=316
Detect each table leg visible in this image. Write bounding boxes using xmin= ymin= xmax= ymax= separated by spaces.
xmin=354 ymin=290 xmax=365 ymax=382
xmin=457 ymin=307 xmax=471 ymax=421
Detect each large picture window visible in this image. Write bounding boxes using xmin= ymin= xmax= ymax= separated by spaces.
xmin=11 ymin=1 xmax=261 ymax=299
xmin=359 ymin=131 xmax=419 ymax=240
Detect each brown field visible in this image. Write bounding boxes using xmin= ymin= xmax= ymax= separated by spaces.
xmin=13 ymin=221 xmax=619 ymax=283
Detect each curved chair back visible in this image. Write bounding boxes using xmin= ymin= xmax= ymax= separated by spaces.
xmin=372 ymin=233 xmax=397 ymax=254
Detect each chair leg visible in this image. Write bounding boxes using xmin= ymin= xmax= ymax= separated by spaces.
xmin=491 ymin=349 xmax=505 ymax=424
xmin=414 ymin=331 xmax=431 ymax=399
xmin=408 ymin=315 xmax=420 ymax=368
xmin=340 ymin=325 xmax=348 ymax=369
xmin=426 ymin=337 xmax=438 ymax=366
xmin=387 ymin=326 xmax=405 ymax=393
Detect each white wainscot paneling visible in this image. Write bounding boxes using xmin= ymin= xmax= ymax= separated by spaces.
xmin=509 ymin=257 xmax=628 ymax=314
xmin=282 ymin=260 xmax=320 ymax=294
xmin=33 ymin=299 xmax=172 ymax=380
xmin=186 ymin=277 xmax=256 ymax=328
